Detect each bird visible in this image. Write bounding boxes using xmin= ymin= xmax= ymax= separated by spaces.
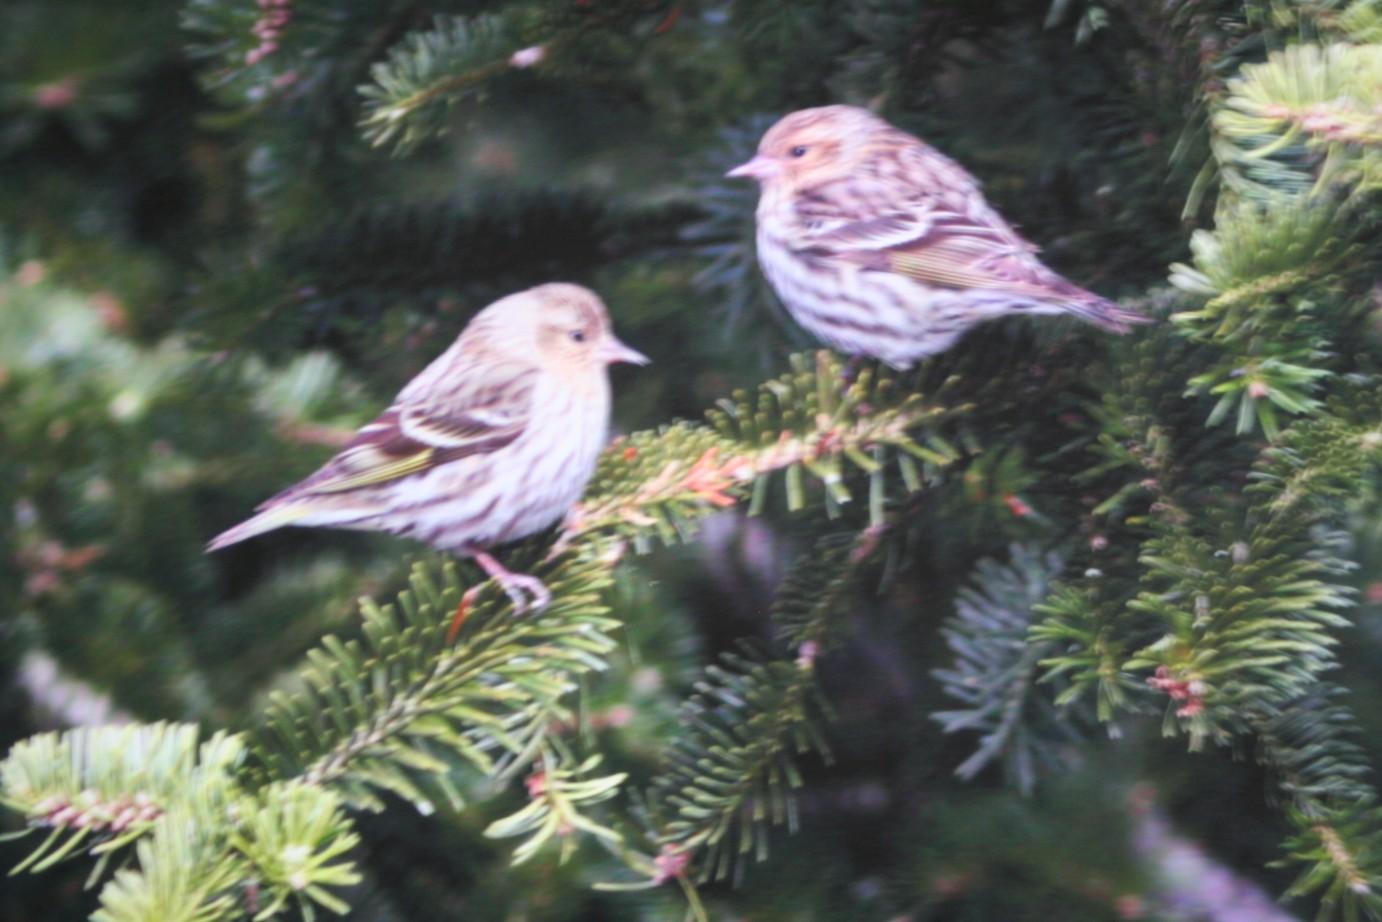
xmin=726 ymin=105 xmax=1150 ymax=369
xmin=208 ymin=283 xmax=649 ymax=615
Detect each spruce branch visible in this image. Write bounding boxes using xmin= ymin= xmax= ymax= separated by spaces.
xmin=1280 ymin=802 xmax=1382 ymax=921
xmin=229 ymin=782 xmax=362 ymax=919
xmin=355 ymin=2 xmax=687 ymax=154
xmin=1169 ymin=38 xmax=1382 ymax=439
xmin=1 ymin=724 xmax=364 ymax=921
xmin=252 ymin=552 xmax=623 ymax=811
xmin=1256 ymin=686 xmax=1376 ymax=808
xmin=1170 ymin=199 xmax=1349 ymax=438
xmin=575 ymin=352 xmax=963 ymax=545
xmin=90 ymin=812 xmax=244 ymax=922
xmin=358 ymin=15 xmax=518 ymax=154
xmin=652 ymin=648 xmax=828 ymax=884
xmin=1126 ymin=524 xmax=1353 ymax=749
xmin=1032 ymin=583 xmax=1141 ymax=724
xmin=1086 ymin=376 xmax=1382 ymax=914
xmin=601 ymin=528 xmax=881 ymax=899
xmin=1212 ymin=43 xmax=1382 ymax=202
xmin=484 ymin=752 xmax=626 ymax=866
xmin=933 ymin=545 xmax=1095 ymax=794
xmin=1 ymin=724 xmax=244 ymax=876
xmin=1251 ymin=402 xmax=1382 ymax=521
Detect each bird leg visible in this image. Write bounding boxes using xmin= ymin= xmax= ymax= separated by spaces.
xmin=446 ymin=551 xmax=552 ymax=642
xmin=445 ymin=585 xmax=480 ymax=645
xmin=839 ymin=354 xmax=867 ymax=385
xmin=471 ymin=549 xmax=552 ymax=613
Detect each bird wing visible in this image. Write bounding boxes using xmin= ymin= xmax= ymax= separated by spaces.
xmin=790 ymin=164 xmax=1067 ymax=299
xmin=283 ymin=364 xmax=536 ymax=498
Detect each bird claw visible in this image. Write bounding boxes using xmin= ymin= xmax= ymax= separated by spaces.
xmin=469 ymin=549 xmax=551 ymax=615
xmin=495 ymin=572 xmax=551 ymax=614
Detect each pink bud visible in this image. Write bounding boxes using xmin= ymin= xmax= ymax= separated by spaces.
xmin=1176 ymin=699 xmax=1205 ymax=718
xmin=652 ymin=846 xmax=691 ymax=884
xmin=509 ymin=45 xmax=547 ymax=69
xmin=602 ymin=704 xmax=634 ymax=727
xmin=1003 ymin=494 xmax=1033 ymax=518
xmin=49 ymin=806 xmax=79 ymax=826
xmin=33 ymin=78 xmax=79 ymax=109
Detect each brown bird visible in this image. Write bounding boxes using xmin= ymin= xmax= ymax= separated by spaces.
xmin=208 ymin=283 xmax=649 ymax=611
xmin=727 ymin=105 xmax=1149 ymax=368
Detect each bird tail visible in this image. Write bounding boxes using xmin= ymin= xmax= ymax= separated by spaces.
xmin=207 ymin=503 xmax=312 ymax=551
xmin=1061 ymin=292 xmax=1153 ymax=334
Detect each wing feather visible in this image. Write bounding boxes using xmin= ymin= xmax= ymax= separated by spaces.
xmin=273 ymin=364 xmax=537 ymax=500
xmin=789 ymin=153 xmax=1063 ymax=297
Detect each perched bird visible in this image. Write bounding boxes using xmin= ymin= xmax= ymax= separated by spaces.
xmin=727 ymin=105 xmax=1149 ymax=368
xmin=208 ymin=283 xmax=649 ymax=613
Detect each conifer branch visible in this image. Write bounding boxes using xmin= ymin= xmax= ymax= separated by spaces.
xmin=933 ymin=546 xmax=1095 ymax=793
xmin=358 ymin=15 xmax=519 ymax=154
xmin=1 ymin=724 xmax=363 ymax=921
xmin=1211 ymin=43 xmax=1382 ymax=202
xmin=653 ymin=649 xmax=827 ymax=883
xmin=1 ymin=724 xmax=244 ymax=875
xmin=90 ymin=813 xmax=244 ymax=922
xmin=253 ymin=552 xmax=623 ymax=810
xmin=577 ymin=352 xmax=964 ymax=545
xmin=483 ymin=753 xmax=626 ymax=866
xmin=597 ymin=529 xmax=879 ymax=899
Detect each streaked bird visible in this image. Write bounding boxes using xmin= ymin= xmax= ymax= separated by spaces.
xmin=727 ymin=105 xmax=1149 ymax=368
xmin=208 ymin=283 xmax=648 ymax=612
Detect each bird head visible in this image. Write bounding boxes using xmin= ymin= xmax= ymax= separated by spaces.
xmin=726 ymin=105 xmax=883 ymax=193
xmin=491 ymin=283 xmax=649 ymax=378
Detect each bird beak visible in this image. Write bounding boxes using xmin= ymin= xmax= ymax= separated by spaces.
xmin=601 ymin=336 xmax=650 ymax=366
xmin=725 ymin=155 xmax=778 ymax=181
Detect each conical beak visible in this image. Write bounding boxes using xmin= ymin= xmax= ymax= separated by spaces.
xmin=725 ymin=154 xmax=778 ymax=180
xmin=601 ymin=336 xmax=650 ymax=366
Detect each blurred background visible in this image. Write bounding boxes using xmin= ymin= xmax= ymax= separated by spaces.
xmin=2 ymin=1 xmax=1380 ymax=920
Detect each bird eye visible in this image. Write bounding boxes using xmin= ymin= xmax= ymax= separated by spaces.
xmin=790 ymin=145 xmax=808 ymax=158
xmin=569 ymin=330 xmax=587 ymax=343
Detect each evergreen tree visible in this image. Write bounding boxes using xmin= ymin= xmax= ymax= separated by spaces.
xmin=2 ymin=1 xmax=1380 ymax=920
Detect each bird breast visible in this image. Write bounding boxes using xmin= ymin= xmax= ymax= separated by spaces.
xmin=380 ymin=373 xmax=610 ymax=551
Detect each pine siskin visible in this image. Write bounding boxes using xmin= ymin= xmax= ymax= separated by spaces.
xmin=727 ymin=105 xmax=1150 ymax=368
xmin=208 ymin=283 xmax=649 ymax=610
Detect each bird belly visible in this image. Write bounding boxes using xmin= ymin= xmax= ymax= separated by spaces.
xmin=371 ymin=395 xmax=605 ymax=553
xmin=757 ymin=231 xmax=970 ymax=368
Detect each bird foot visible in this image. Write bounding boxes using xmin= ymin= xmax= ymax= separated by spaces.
xmin=471 ymin=550 xmax=552 ymax=614
xmin=494 ymin=572 xmax=552 ymax=613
